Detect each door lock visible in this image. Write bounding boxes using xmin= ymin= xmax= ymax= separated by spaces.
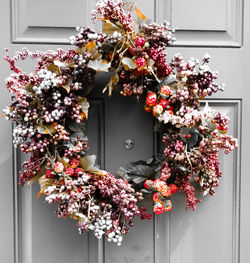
xmin=124 ymin=139 xmax=134 ymax=150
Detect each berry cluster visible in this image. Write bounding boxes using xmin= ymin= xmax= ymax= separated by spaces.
xmin=144 ymin=179 xmax=178 ymax=215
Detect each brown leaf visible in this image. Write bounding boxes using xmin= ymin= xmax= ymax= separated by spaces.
xmin=78 ymin=97 xmax=90 ymax=119
xmin=28 ymin=165 xmax=46 ymax=186
xmin=103 ymin=73 xmax=119 ymax=96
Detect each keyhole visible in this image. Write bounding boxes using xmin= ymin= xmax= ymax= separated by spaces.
xmin=124 ymin=139 xmax=134 ymax=150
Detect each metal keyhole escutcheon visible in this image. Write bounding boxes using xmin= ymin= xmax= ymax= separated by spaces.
xmin=124 ymin=139 xmax=134 ymax=150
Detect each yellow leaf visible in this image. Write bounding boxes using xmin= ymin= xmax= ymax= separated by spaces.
xmin=97 ymin=17 xmax=106 ymax=22
xmin=62 ymin=84 xmax=70 ymax=93
xmin=37 ymin=189 xmax=45 ymax=200
xmin=86 ymin=40 xmax=96 ymax=51
xmin=135 ymin=7 xmax=148 ymax=21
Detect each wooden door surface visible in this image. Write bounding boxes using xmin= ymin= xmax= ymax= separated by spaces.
xmin=0 ymin=1 xmax=248 ymax=263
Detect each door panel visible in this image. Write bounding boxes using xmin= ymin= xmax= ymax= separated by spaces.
xmin=156 ymin=0 xmax=243 ymax=46
xmin=0 ymin=0 xmax=248 ymax=263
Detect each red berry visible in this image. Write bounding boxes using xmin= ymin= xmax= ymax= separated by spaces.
xmin=153 ymin=202 xmax=164 ymax=215
xmin=152 ymin=192 xmax=160 ymax=202
xmin=144 ymin=105 xmax=151 ymax=112
xmin=74 ymin=168 xmax=84 ymax=178
xmin=162 ymin=187 xmax=172 ymax=197
xmin=220 ymin=126 xmax=228 ymax=134
xmin=45 ymin=169 xmax=54 ymax=179
xmin=136 ymin=57 xmax=146 ymax=68
xmin=158 ymin=99 xmax=169 ymax=109
xmin=217 ymin=124 xmax=222 ymax=130
xmin=144 ymin=180 xmax=153 ymax=189
xmin=169 ymin=184 xmax=178 ymax=194
xmin=187 ymin=134 xmax=191 ymax=139
xmin=133 ymin=68 xmax=144 ymax=76
xmin=153 ymin=104 xmax=163 ymax=117
xmin=65 ymin=167 xmax=74 ymax=177
xmin=129 ymin=47 xmax=135 ymax=55
xmin=135 ymin=37 xmax=145 ymax=47
xmin=160 ymin=85 xmax=171 ymax=98
xmin=146 ymin=92 xmax=157 ymax=107
xmin=166 ymin=105 xmax=174 ymax=111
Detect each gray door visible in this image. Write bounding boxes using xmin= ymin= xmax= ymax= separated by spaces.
xmin=0 ymin=0 xmax=248 ymax=263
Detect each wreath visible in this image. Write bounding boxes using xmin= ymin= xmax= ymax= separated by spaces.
xmin=3 ymin=0 xmax=238 ymax=246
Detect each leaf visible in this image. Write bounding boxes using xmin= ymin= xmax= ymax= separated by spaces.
xmin=180 ymin=127 xmax=201 ymax=147
xmin=37 ymin=189 xmax=45 ymax=200
xmin=54 ymin=60 xmax=66 ymax=68
xmin=78 ymin=97 xmax=90 ymax=119
xmin=176 ymin=164 xmax=191 ymax=173
xmin=103 ymin=73 xmax=119 ymax=96
xmin=116 ymin=157 xmax=161 ymax=190
xmin=135 ymin=7 xmax=152 ymax=27
xmin=165 ymin=75 xmax=176 ymax=85
xmin=98 ymin=18 xmax=123 ymax=35
xmin=74 ymin=213 xmax=88 ymax=222
xmin=62 ymin=84 xmax=70 ymax=93
xmin=69 ymin=132 xmax=87 ymax=143
xmin=79 ymin=155 xmax=107 ymax=176
xmin=66 ymin=119 xmax=85 ymax=133
xmin=101 ymin=42 xmax=115 ymax=53
xmin=88 ymin=59 xmax=111 ymax=72
xmin=135 ymin=7 xmax=148 ymax=21
xmin=91 ymin=50 xmax=102 ymax=60
xmin=156 ymin=74 xmax=176 ymax=91
xmin=39 ymin=175 xmax=54 ymax=192
xmin=75 ymin=47 xmax=84 ymax=55
xmin=86 ymin=40 xmax=96 ymax=51
xmin=122 ymin=57 xmax=137 ymax=70
xmin=28 ymin=165 xmax=46 ymax=186
xmin=36 ymin=124 xmax=55 ymax=135
xmin=47 ymin=63 xmax=60 ymax=74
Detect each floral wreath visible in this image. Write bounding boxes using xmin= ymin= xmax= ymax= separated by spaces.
xmin=3 ymin=0 xmax=238 ymax=246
